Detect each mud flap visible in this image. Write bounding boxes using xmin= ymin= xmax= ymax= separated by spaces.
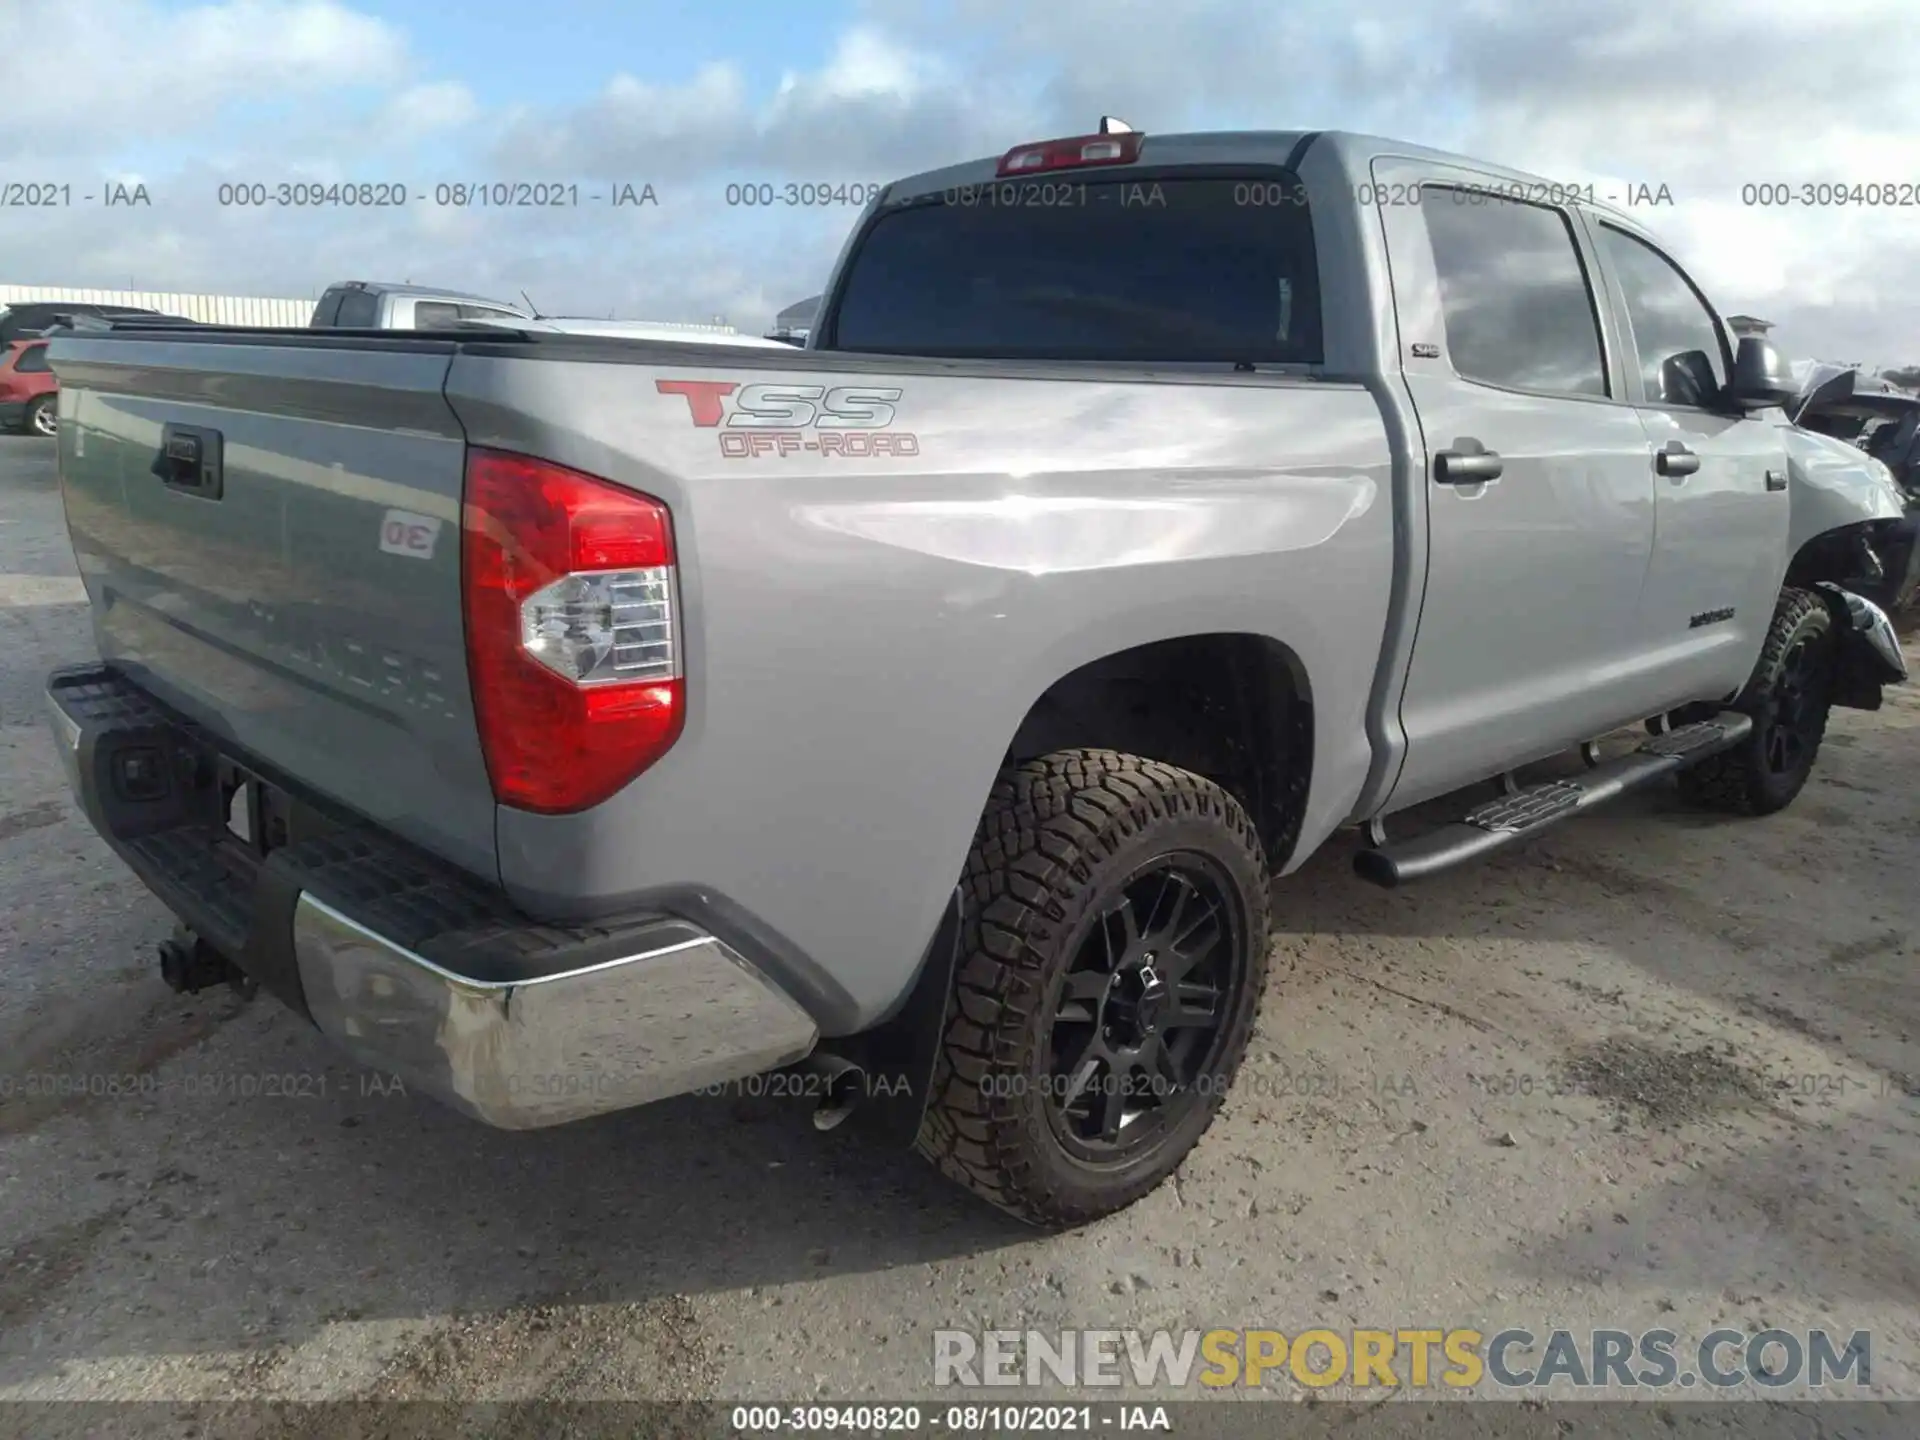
xmin=842 ymin=887 xmax=964 ymax=1149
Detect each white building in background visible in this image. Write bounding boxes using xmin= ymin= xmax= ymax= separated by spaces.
xmin=0 ymin=283 xmax=315 ymax=327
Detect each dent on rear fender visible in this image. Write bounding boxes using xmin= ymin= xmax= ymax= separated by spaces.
xmin=793 ymin=473 xmax=1379 ymax=574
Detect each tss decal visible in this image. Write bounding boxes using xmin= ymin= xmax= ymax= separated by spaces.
xmin=655 ymin=379 xmax=919 ymax=458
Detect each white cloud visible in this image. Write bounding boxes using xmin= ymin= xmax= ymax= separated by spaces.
xmin=378 ymin=82 xmax=482 ymax=140
xmin=0 ymin=0 xmax=408 ymax=161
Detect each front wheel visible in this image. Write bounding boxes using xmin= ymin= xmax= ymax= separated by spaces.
xmin=915 ymin=750 xmax=1270 ymax=1227
xmin=1676 ymin=587 xmax=1835 ymax=816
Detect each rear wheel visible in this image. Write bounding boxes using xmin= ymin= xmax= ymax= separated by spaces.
xmin=1676 ymin=587 xmax=1835 ymax=816
xmin=27 ymin=397 xmax=55 ymax=437
xmin=915 ymin=750 xmax=1270 ymax=1227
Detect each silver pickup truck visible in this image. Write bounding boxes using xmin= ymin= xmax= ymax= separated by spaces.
xmin=43 ymin=126 xmax=1910 ymax=1227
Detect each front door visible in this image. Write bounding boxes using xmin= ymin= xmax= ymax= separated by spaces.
xmin=1585 ymin=219 xmax=1792 ymax=703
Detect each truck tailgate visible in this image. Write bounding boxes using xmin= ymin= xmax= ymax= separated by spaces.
xmin=49 ymin=336 xmax=496 ymax=880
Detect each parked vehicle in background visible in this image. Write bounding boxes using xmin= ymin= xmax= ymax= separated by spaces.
xmin=765 ymin=294 xmax=821 ymax=346
xmin=1789 ymin=364 xmax=1920 ymax=612
xmin=42 ymin=125 xmax=1911 ymax=1228
xmin=459 ymin=316 xmax=799 ymax=347
xmin=0 ymin=340 xmax=57 ymax=436
xmin=308 ymin=281 xmax=531 ymax=329
xmin=0 ymin=303 xmax=165 ymax=345
xmin=36 ymin=313 xmax=207 ymax=335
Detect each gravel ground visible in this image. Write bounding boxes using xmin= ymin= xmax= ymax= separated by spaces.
xmin=1 ymin=433 xmax=1916 ymax=1431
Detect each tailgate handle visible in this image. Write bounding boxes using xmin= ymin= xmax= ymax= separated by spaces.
xmin=153 ymin=423 xmax=223 ymax=499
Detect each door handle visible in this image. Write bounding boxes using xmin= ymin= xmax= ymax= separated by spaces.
xmin=1765 ymin=468 xmax=1788 ymax=492
xmin=1433 ymin=448 xmax=1503 ymax=484
xmin=1655 ymin=442 xmax=1700 ymax=478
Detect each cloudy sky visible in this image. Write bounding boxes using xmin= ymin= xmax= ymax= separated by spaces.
xmin=4 ymin=0 xmax=1917 ymax=364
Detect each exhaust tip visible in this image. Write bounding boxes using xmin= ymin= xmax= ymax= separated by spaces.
xmin=813 ymin=1096 xmax=856 ymax=1132
xmin=807 ymin=1055 xmax=867 ymax=1132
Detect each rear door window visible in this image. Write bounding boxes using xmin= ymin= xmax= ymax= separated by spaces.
xmin=13 ymin=344 xmax=50 ymax=373
xmin=412 ymin=301 xmax=462 ymax=328
xmin=1421 ymin=189 xmax=1609 ymax=398
xmin=828 ymin=174 xmax=1322 ymax=363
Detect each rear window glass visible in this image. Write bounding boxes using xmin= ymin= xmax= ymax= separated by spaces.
xmin=14 ymin=344 xmax=50 ymax=373
xmin=827 ymin=174 xmax=1322 ymax=363
xmin=413 ymin=301 xmax=461 ymax=328
xmin=333 ymin=290 xmax=379 ymax=327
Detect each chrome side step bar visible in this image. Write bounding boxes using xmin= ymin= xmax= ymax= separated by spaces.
xmin=1353 ymin=712 xmax=1753 ymax=889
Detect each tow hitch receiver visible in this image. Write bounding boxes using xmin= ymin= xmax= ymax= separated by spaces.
xmin=157 ymin=924 xmax=255 ymax=997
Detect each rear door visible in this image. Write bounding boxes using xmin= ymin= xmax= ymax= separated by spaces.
xmin=1373 ymin=160 xmax=1661 ymax=809
xmin=51 ymin=335 xmax=497 ymax=879
xmin=1584 ymin=219 xmax=1791 ymax=701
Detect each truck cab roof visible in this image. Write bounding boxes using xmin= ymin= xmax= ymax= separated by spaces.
xmin=324 ymin=281 xmax=527 ymax=307
xmin=879 ymin=128 xmax=1657 ymax=234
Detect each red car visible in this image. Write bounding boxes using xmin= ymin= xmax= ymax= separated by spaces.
xmin=0 ymin=340 xmax=56 ymax=436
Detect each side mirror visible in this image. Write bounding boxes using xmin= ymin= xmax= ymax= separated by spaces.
xmin=1726 ymin=335 xmax=1797 ymax=411
xmin=1658 ymin=350 xmax=1719 ymax=408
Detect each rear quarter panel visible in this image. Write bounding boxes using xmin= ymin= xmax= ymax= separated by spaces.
xmin=447 ymin=353 xmax=1395 ymax=1029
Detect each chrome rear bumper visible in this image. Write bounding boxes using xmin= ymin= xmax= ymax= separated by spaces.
xmin=44 ymin=663 xmax=821 ymax=1131
xmin=293 ymin=897 xmax=819 ymax=1128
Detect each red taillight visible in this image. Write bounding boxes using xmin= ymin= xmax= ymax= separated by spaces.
xmin=462 ymin=447 xmax=684 ymax=814
xmin=996 ymin=131 xmax=1144 ymax=177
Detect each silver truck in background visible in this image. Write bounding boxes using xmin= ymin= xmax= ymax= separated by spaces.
xmin=309 ymin=280 xmax=532 ymax=329
xmin=765 ymin=294 xmax=822 ymax=346
xmin=43 ymin=126 xmax=1909 ymax=1227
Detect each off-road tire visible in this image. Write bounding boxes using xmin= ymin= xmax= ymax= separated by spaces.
xmin=1676 ymin=587 xmax=1835 ymax=816
xmin=914 ymin=750 xmax=1270 ymax=1227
